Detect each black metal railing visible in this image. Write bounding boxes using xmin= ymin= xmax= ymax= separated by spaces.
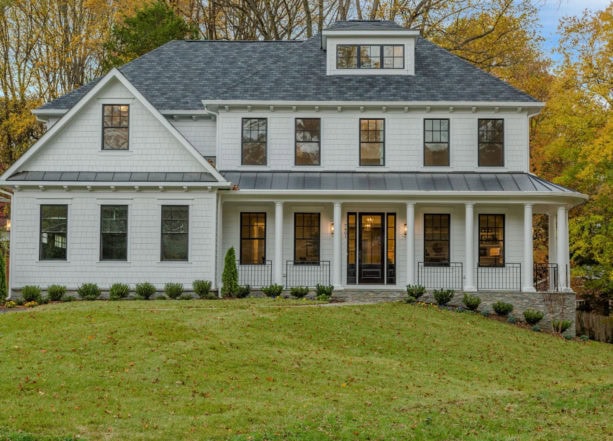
xmin=237 ymin=260 xmax=272 ymax=288
xmin=417 ymin=262 xmax=463 ymax=290
xmin=477 ymin=263 xmax=521 ymax=292
xmin=534 ymin=263 xmax=559 ymax=292
xmin=285 ymin=260 xmax=331 ymax=288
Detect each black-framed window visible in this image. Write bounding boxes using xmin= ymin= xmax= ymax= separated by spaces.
xmin=102 ymin=104 xmax=129 ymax=150
xmin=424 ymin=119 xmax=450 ymax=166
xmin=40 ymin=205 xmax=67 ymax=260
xmin=424 ymin=214 xmax=450 ymax=266
xmin=360 ymin=119 xmax=385 ymax=166
xmin=240 ymin=212 xmax=266 ymax=264
xmin=242 ymin=118 xmax=267 ymax=165
xmin=100 ymin=205 xmax=128 ymax=260
xmin=294 ymin=213 xmax=320 ymax=264
xmin=337 ymin=45 xmax=404 ymax=69
xmin=479 ymin=214 xmax=505 ymax=267
xmin=161 ymin=206 xmax=189 ymax=261
xmin=478 ymin=119 xmax=504 ymax=166
xmin=295 ymin=118 xmax=321 ymax=165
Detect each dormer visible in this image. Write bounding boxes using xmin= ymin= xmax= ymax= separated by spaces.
xmin=322 ymin=20 xmax=420 ymax=76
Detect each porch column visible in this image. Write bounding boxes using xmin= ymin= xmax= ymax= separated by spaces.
xmin=557 ymin=205 xmax=571 ymax=291
xmin=332 ymin=202 xmax=342 ymax=289
xmin=273 ymin=201 xmax=284 ymax=286
xmin=406 ymin=202 xmax=415 ymax=285
xmin=464 ymin=202 xmax=476 ymax=291
xmin=522 ymin=204 xmax=536 ymax=292
xmin=548 ymin=210 xmax=558 ymax=291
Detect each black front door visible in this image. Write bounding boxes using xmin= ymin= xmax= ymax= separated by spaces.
xmin=358 ymin=213 xmax=384 ymax=284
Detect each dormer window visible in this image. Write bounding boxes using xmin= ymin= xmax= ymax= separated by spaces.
xmin=102 ymin=104 xmax=129 ymax=150
xmin=336 ymin=45 xmax=404 ymax=69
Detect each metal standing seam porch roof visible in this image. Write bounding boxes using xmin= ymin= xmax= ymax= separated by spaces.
xmin=7 ymin=171 xmax=218 ymax=183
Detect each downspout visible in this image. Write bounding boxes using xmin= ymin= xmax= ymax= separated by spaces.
xmin=0 ymin=188 xmax=13 ymax=300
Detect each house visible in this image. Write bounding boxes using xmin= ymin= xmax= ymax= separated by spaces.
xmin=0 ymin=21 xmax=585 ymax=306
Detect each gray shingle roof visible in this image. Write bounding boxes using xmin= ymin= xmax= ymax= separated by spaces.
xmin=8 ymin=171 xmax=217 ymax=183
xmin=40 ymin=31 xmax=537 ymax=111
xmin=220 ymin=171 xmax=576 ymax=193
xmin=325 ymin=20 xmax=407 ymax=31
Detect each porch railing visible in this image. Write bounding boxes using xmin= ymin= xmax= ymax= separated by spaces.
xmin=417 ymin=262 xmax=463 ymax=290
xmin=534 ymin=263 xmax=559 ymax=292
xmin=477 ymin=263 xmax=521 ymax=292
xmin=285 ymin=260 xmax=331 ymax=288
xmin=237 ymin=260 xmax=272 ymax=288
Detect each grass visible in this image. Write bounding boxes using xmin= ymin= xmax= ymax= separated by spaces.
xmin=0 ymin=299 xmax=611 ymax=440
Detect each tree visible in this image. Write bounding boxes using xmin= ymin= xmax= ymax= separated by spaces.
xmin=221 ymin=247 xmax=238 ymax=297
xmin=103 ymin=1 xmax=198 ymax=71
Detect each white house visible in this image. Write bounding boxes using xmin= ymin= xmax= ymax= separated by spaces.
xmin=1 ymin=20 xmax=586 ymax=299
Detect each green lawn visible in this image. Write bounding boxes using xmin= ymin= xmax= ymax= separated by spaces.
xmin=0 ymin=299 xmax=611 ymax=441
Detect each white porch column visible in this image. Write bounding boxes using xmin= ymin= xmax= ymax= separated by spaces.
xmin=406 ymin=202 xmax=415 ymax=285
xmin=332 ymin=202 xmax=342 ymax=289
xmin=523 ymin=204 xmax=536 ymax=292
xmin=273 ymin=201 xmax=284 ymax=286
xmin=548 ymin=210 xmax=558 ymax=291
xmin=557 ymin=205 xmax=571 ymax=291
xmin=464 ymin=202 xmax=476 ymax=291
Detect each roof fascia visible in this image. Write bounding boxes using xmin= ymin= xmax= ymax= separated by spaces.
xmin=6 ymin=181 xmax=230 ymax=188
xmin=321 ymin=29 xmax=420 ymax=46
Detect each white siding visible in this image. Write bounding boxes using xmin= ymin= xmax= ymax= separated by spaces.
xmin=10 ymin=189 xmax=217 ymax=290
xmin=170 ymin=118 xmax=216 ymax=158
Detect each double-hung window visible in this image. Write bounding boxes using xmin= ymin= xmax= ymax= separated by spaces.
xmin=100 ymin=205 xmax=128 ymax=260
xmin=242 ymin=118 xmax=267 ymax=165
xmin=479 ymin=214 xmax=505 ymax=267
xmin=360 ymin=119 xmax=385 ymax=166
xmin=478 ymin=119 xmax=504 ymax=166
xmin=424 ymin=214 xmax=450 ymax=266
xmin=40 ymin=205 xmax=68 ymax=260
xmin=294 ymin=213 xmax=320 ymax=264
xmin=424 ymin=119 xmax=450 ymax=166
xmin=102 ymin=105 xmax=129 ymax=150
xmin=295 ymin=118 xmax=321 ymax=165
xmin=161 ymin=206 xmax=189 ymax=261
xmin=240 ymin=213 xmax=266 ymax=264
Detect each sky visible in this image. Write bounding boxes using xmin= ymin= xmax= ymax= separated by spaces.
xmin=536 ymin=0 xmax=610 ymax=62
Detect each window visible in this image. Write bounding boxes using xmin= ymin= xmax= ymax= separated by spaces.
xmin=295 ymin=118 xmax=321 ymax=165
xmin=424 ymin=119 xmax=449 ymax=166
xmin=337 ymin=45 xmax=404 ymax=69
xmin=102 ymin=105 xmax=129 ymax=150
xmin=360 ymin=119 xmax=385 ymax=166
xmin=479 ymin=214 xmax=504 ymax=267
xmin=100 ymin=205 xmax=128 ymax=260
xmin=161 ymin=206 xmax=189 ymax=261
xmin=478 ymin=119 xmax=504 ymax=166
xmin=242 ymin=118 xmax=267 ymax=165
xmin=294 ymin=213 xmax=320 ymax=263
xmin=240 ymin=213 xmax=266 ymax=264
xmin=424 ymin=214 xmax=450 ymax=266
xmin=40 ymin=205 xmax=67 ymax=260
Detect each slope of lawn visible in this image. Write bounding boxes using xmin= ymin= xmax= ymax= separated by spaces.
xmin=0 ymin=299 xmax=611 ymax=441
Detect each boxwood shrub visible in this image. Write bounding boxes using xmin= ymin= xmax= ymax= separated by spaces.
xmin=21 ymin=285 xmax=42 ymax=303
xmin=193 ymin=280 xmax=213 ymax=299
xmin=78 ymin=283 xmax=101 ymax=301
xmin=109 ymin=283 xmax=130 ymax=300
xmin=135 ymin=282 xmax=156 ymax=300
xmin=262 ymin=284 xmax=283 ymax=298
xmin=523 ymin=309 xmax=544 ymax=325
xmin=165 ymin=283 xmax=184 ymax=299
xmin=492 ymin=301 xmax=513 ymax=316
xmin=433 ymin=289 xmax=454 ymax=306
xmin=462 ymin=293 xmax=481 ymax=311
xmin=290 ymin=286 xmax=309 ymax=298
xmin=47 ymin=285 xmax=66 ymax=302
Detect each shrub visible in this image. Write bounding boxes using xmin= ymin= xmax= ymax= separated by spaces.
xmin=405 ymin=295 xmax=416 ymax=304
xmin=47 ymin=285 xmax=66 ymax=302
xmin=4 ymin=300 xmax=16 ymax=308
xmin=236 ymin=285 xmax=250 ymax=298
xmin=193 ymin=280 xmax=213 ymax=299
xmin=290 ymin=286 xmax=309 ymax=298
xmin=523 ymin=309 xmax=545 ymax=325
xmin=480 ymin=309 xmax=490 ymax=317
xmin=406 ymin=284 xmax=426 ymax=300
xmin=62 ymin=295 xmax=76 ymax=302
xmin=462 ymin=293 xmax=481 ymax=311
xmin=507 ymin=315 xmax=517 ymax=324
xmin=21 ymin=285 xmax=42 ymax=303
xmin=315 ymin=284 xmax=334 ymax=301
xmin=532 ymin=325 xmax=541 ymax=332
xmin=433 ymin=289 xmax=454 ymax=306
xmin=24 ymin=301 xmax=38 ymax=308
xmin=552 ymin=319 xmax=572 ymax=333
xmin=109 ymin=283 xmax=130 ymax=300
xmin=0 ymin=249 xmax=7 ymax=302
xmin=78 ymin=283 xmax=101 ymax=300
xmin=221 ymin=247 xmax=239 ymax=297
xmin=135 ymin=282 xmax=156 ymax=300
xmin=178 ymin=293 xmax=193 ymax=300
xmin=492 ymin=301 xmax=513 ymax=316
xmin=262 ymin=284 xmax=283 ymax=298
xmin=165 ymin=283 xmax=183 ymax=299
xmin=580 ymin=334 xmax=589 ymax=342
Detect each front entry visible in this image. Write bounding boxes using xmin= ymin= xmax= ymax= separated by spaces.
xmin=347 ymin=212 xmax=396 ymax=285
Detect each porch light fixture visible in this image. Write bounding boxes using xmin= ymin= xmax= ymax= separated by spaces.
xmin=330 ymin=222 xmax=335 ymax=236
xmin=5 ymin=220 xmax=10 ymax=232
xmin=403 ymin=223 xmax=407 ymax=238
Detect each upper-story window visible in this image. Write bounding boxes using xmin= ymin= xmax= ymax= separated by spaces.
xmin=242 ymin=118 xmax=267 ymax=165
xmin=478 ymin=119 xmax=504 ymax=167
xmin=102 ymin=104 xmax=129 ymax=150
xmin=337 ymin=45 xmax=404 ymax=69
xmin=295 ymin=118 xmax=321 ymax=166
xmin=424 ymin=119 xmax=449 ymax=166
xmin=360 ymin=119 xmax=385 ymax=166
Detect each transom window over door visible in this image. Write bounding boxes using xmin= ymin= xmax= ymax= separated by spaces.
xmin=294 ymin=213 xmax=320 ymax=263
xmin=100 ymin=205 xmax=128 ymax=260
xmin=240 ymin=213 xmax=266 ymax=264
xmin=424 ymin=119 xmax=450 ymax=166
xmin=478 ymin=119 xmax=504 ymax=166
xmin=424 ymin=214 xmax=450 ymax=265
xmin=479 ymin=214 xmax=505 ymax=267
xmin=40 ymin=205 xmax=67 ymax=260
xmin=295 ymin=118 xmax=321 ymax=165
xmin=102 ymin=105 xmax=129 ymax=150
xmin=360 ymin=119 xmax=385 ymax=166
xmin=242 ymin=118 xmax=267 ymax=165
xmin=161 ymin=206 xmax=189 ymax=261
xmin=336 ymin=45 xmax=404 ymax=69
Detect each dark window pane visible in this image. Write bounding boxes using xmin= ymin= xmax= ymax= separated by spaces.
xmin=161 ymin=206 xmax=188 ymax=261
xmin=40 ymin=205 xmax=68 ymax=260
xmin=479 ymin=214 xmax=505 ymax=266
xmin=294 ymin=213 xmax=320 ymax=263
xmin=424 ymin=214 xmax=450 ymax=265
xmin=424 ymin=119 xmax=450 ymax=166
xmin=242 ymin=118 xmax=267 ymax=165
xmin=360 ymin=119 xmax=385 ymax=166
xmin=102 ymin=105 xmax=129 ymax=150
xmin=478 ymin=119 xmax=504 ymax=166
xmin=241 ymin=213 xmax=266 ymax=264
xmin=337 ymin=45 xmax=358 ymax=68
xmin=295 ymin=118 xmax=321 ymax=165
xmin=101 ymin=205 xmax=128 ymax=260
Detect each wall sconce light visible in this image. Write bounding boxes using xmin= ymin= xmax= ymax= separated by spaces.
xmin=403 ymin=223 xmax=408 ymax=238
xmin=5 ymin=220 xmax=10 ymax=232
xmin=330 ymin=222 xmax=335 ymax=236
